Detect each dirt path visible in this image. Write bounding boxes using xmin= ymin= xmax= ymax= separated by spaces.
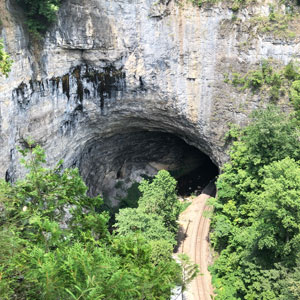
xmin=176 ymin=183 xmax=216 ymax=300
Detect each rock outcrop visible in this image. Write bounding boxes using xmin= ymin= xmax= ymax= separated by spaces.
xmin=0 ymin=0 xmax=299 ymax=197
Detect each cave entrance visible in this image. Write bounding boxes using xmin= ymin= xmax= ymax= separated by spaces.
xmin=79 ymin=131 xmax=219 ymax=206
xmin=173 ymin=149 xmax=218 ymax=197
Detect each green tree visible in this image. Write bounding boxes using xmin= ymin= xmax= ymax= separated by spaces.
xmin=115 ymin=207 xmax=176 ymax=245
xmin=251 ymin=158 xmax=300 ymax=264
xmin=0 ymin=39 xmax=12 ymax=77
xmin=138 ymin=170 xmax=181 ymax=234
xmin=216 ymin=106 xmax=300 ymax=212
xmin=210 ymin=107 xmax=300 ymax=299
xmin=239 ymin=105 xmax=300 ymax=172
xmin=0 ymin=144 xmax=188 ymax=300
xmin=290 ymin=80 xmax=300 ymax=117
xmin=17 ymin=0 xmax=61 ymax=36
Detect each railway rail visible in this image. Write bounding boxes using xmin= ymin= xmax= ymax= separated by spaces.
xmin=176 ymin=183 xmax=215 ymax=300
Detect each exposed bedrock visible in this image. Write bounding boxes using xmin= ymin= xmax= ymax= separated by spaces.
xmin=0 ymin=0 xmax=299 ymax=198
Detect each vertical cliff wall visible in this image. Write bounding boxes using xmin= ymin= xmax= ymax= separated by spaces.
xmin=0 ymin=0 xmax=299 ymax=194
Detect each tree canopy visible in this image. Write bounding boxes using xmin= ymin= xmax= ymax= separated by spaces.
xmin=210 ymin=106 xmax=300 ymax=299
xmin=0 ymin=144 xmax=196 ymax=299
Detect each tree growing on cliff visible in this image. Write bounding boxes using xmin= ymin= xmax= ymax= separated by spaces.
xmin=0 ymin=39 xmax=12 ymax=77
xmin=17 ymin=0 xmax=61 ymax=36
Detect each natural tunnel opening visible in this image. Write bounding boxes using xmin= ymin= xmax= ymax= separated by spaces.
xmin=175 ymin=154 xmax=218 ymax=197
xmin=79 ymin=131 xmax=219 ymax=207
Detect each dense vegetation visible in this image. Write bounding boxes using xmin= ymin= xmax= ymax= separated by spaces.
xmin=190 ymin=0 xmax=299 ymax=12
xmin=0 ymin=143 xmax=198 ymax=299
xmin=0 ymin=39 xmax=12 ymax=77
xmin=210 ymin=106 xmax=300 ymax=299
xmin=225 ymin=60 xmax=300 ymax=108
xmin=16 ymin=0 xmax=62 ymax=36
xmin=115 ymin=171 xmax=182 ymax=264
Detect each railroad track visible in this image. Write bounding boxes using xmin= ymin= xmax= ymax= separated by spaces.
xmin=194 ymin=201 xmax=213 ymax=300
xmin=177 ymin=183 xmax=215 ymax=300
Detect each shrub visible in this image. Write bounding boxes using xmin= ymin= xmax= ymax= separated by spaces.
xmin=247 ymin=70 xmax=263 ymax=89
xmin=0 ymin=39 xmax=12 ymax=77
xmin=231 ymin=72 xmax=245 ymax=86
xmin=284 ymin=61 xmax=299 ymax=81
xmin=17 ymin=0 xmax=62 ymax=36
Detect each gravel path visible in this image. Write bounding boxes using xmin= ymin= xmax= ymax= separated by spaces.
xmin=176 ymin=183 xmax=216 ymax=300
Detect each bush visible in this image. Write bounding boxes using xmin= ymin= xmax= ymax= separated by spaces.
xmin=290 ymin=80 xmax=300 ymax=117
xmin=284 ymin=61 xmax=299 ymax=81
xmin=17 ymin=0 xmax=61 ymax=36
xmin=0 ymin=39 xmax=12 ymax=77
xmin=115 ymin=207 xmax=176 ymax=246
xmin=247 ymin=70 xmax=264 ymax=89
xmin=231 ymin=72 xmax=245 ymax=87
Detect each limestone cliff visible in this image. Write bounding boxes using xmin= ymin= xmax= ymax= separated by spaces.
xmin=0 ymin=0 xmax=299 ymax=197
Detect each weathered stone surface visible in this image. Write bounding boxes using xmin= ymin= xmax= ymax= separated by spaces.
xmin=0 ymin=0 xmax=299 ymax=196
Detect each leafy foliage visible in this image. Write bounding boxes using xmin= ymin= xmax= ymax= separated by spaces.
xmin=0 ymin=39 xmax=12 ymax=77
xmin=116 ymin=208 xmax=176 ymax=246
xmin=115 ymin=170 xmax=196 ymax=272
xmin=189 ymin=0 xmax=247 ymax=11
xmin=226 ymin=60 xmax=300 ymax=115
xmin=138 ymin=170 xmax=181 ymax=234
xmin=189 ymin=0 xmax=300 ymax=13
xmin=251 ymin=158 xmax=300 ymax=263
xmin=0 ymin=144 xmax=190 ymax=299
xmin=210 ymin=106 xmax=300 ymax=299
xmin=178 ymin=253 xmax=200 ymax=291
xmin=226 ymin=60 xmax=285 ymax=99
xmin=284 ymin=61 xmax=300 ymax=81
xmin=17 ymin=0 xmax=61 ymax=36
xmin=115 ymin=170 xmax=199 ymax=287
xmin=290 ymin=80 xmax=300 ymax=117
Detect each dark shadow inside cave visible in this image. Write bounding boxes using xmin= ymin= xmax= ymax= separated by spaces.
xmin=79 ymin=131 xmax=219 ymax=206
xmin=173 ymin=148 xmax=219 ymax=197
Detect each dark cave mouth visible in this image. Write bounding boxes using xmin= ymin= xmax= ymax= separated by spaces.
xmin=174 ymin=157 xmax=218 ymax=197
xmin=79 ymin=131 xmax=219 ymax=204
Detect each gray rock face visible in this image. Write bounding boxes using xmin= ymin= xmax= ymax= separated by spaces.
xmin=0 ymin=0 xmax=299 ymax=197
